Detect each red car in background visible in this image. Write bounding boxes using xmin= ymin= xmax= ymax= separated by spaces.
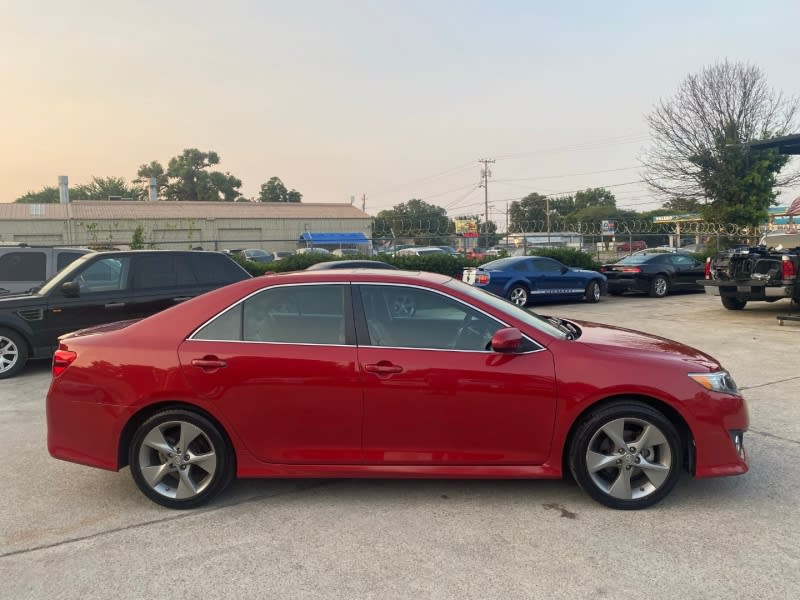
xmin=466 ymin=247 xmax=487 ymax=260
xmin=617 ymin=241 xmax=648 ymax=252
xmin=47 ymin=270 xmax=748 ymax=510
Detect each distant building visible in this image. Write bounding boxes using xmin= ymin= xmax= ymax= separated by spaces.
xmin=0 ymin=201 xmax=372 ymax=250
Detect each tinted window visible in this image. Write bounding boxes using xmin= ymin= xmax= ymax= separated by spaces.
xmin=359 ymin=285 xmax=503 ymax=351
xmin=56 ymin=251 xmax=86 ymax=272
xmin=195 ymin=284 xmax=347 ymax=345
xmin=670 ymin=255 xmax=694 ymax=266
xmin=532 ymin=258 xmax=564 ymax=274
xmin=188 ymin=254 xmax=248 ymax=285
xmin=0 ymin=252 xmax=46 ymax=281
xmin=134 ymin=255 xmax=178 ymax=289
xmin=194 ymin=304 xmax=242 ymax=341
xmin=513 ymin=260 xmax=532 ymax=272
xmin=71 ymin=257 xmax=130 ymax=293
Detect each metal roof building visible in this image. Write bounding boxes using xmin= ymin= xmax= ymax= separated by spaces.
xmin=0 ymin=201 xmax=373 ymax=251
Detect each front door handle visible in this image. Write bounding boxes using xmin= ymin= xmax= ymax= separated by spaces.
xmin=364 ymin=362 xmax=403 ymax=375
xmin=191 ymin=357 xmax=228 ymax=371
xmin=104 ymin=302 xmax=125 ymax=309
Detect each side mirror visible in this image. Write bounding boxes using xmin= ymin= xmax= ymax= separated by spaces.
xmin=490 ymin=327 xmax=523 ymax=353
xmin=61 ymin=281 xmax=80 ymax=298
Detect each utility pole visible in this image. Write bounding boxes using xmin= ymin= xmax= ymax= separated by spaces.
xmin=479 ymin=158 xmax=495 ymax=247
xmin=361 ymin=193 xmax=366 ymax=212
xmin=546 ymin=195 xmax=551 ymax=247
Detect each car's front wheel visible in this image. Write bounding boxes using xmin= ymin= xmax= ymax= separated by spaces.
xmin=507 ymin=285 xmax=529 ymax=306
xmin=585 ymin=280 xmax=601 ymax=303
xmin=129 ymin=409 xmax=234 ymax=509
xmin=0 ymin=328 xmax=28 ymax=379
xmin=569 ymin=402 xmax=682 ymax=510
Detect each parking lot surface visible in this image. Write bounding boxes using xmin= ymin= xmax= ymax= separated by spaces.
xmin=1 ymin=292 xmax=799 ymax=599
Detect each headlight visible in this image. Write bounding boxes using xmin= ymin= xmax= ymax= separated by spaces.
xmin=688 ymin=370 xmax=739 ymax=395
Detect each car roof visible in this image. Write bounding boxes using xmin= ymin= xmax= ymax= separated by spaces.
xmin=305 ymin=260 xmax=399 ymax=270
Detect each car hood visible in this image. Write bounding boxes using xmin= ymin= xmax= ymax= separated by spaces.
xmin=0 ymin=293 xmax=45 ymax=309
xmin=569 ymin=319 xmax=719 ymax=371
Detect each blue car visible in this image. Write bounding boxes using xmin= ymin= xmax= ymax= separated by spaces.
xmin=462 ymin=256 xmax=607 ymax=306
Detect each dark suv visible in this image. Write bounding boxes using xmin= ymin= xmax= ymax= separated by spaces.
xmin=0 ymin=250 xmax=251 ymax=378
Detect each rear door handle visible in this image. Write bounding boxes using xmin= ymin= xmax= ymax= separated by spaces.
xmin=364 ymin=362 xmax=403 ymax=374
xmin=191 ymin=357 xmax=228 ymax=370
xmin=104 ymin=302 xmax=125 ymax=309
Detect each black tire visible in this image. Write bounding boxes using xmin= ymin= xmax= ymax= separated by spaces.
xmin=721 ymin=296 xmax=747 ymax=310
xmin=584 ymin=280 xmax=601 ymax=303
xmin=648 ymin=275 xmax=669 ymax=298
xmin=0 ymin=327 xmax=29 ymax=379
xmin=129 ymin=409 xmax=234 ymax=509
xmin=569 ymin=402 xmax=683 ymax=510
xmin=507 ymin=285 xmax=529 ymax=307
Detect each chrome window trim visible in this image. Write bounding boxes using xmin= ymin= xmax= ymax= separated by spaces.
xmin=188 ymin=281 xmax=349 ymax=342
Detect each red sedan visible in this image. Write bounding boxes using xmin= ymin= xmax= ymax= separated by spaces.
xmin=47 ymin=270 xmax=748 ymax=510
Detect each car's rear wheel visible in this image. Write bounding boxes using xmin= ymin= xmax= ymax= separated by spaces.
xmin=721 ymin=296 xmax=747 ymax=310
xmin=507 ymin=285 xmax=529 ymax=306
xmin=0 ymin=328 xmax=28 ymax=379
xmin=649 ymin=275 xmax=669 ymax=298
xmin=129 ymin=409 xmax=234 ymax=509
xmin=569 ymin=402 xmax=682 ymax=510
xmin=585 ymin=280 xmax=601 ymax=303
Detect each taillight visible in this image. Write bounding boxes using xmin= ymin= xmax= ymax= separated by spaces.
xmin=52 ymin=348 xmax=77 ymax=377
xmin=783 ymin=256 xmax=797 ymax=280
xmin=476 ymin=273 xmax=490 ymax=284
xmin=704 ymin=257 xmax=711 ymax=280
xmin=620 ymin=267 xmax=641 ymax=273
xmin=599 ymin=267 xmax=607 ymax=272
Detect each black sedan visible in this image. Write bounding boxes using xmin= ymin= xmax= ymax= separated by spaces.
xmin=600 ymin=253 xmax=705 ymax=298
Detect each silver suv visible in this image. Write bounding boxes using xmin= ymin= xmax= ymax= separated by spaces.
xmin=0 ymin=246 xmax=93 ymax=295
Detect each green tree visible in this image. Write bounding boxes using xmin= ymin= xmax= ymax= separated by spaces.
xmin=71 ymin=176 xmax=143 ymax=200
xmin=15 ymin=186 xmax=60 ymax=203
xmin=134 ymin=160 xmax=169 ymax=195
xmin=509 ymin=193 xmax=575 ymax=232
xmin=163 ymin=148 xmax=243 ymax=201
xmin=642 ymin=60 xmax=799 ymax=227
xmin=573 ymin=188 xmax=616 ymax=211
xmin=662 ymin=197 xmax=703 ymax=213
xmin=130 ymin=225 xmax=146 ymax=249
xmin=258 ymin=176 xmax=302 ymax=202
xmin=373 ymin=199 xmax=454 ymax=245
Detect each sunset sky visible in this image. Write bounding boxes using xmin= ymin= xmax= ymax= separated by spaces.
xmin=1 ymin=0 xmax=798 ymax=219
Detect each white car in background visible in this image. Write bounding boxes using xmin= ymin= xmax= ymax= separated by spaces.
xmin=395 ymin=247 xmax=448 ymax=257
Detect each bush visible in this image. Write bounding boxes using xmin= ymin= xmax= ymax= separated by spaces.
xmin=526 ymin=248 xmax=601 ymax=270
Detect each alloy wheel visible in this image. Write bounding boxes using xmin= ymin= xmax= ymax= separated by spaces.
xmin=136 ymin=420 xmax=218 ymax=501
xmin=508 ymin=287 xmax=528 ymax=306
xmin=585 ymin=417 xmax=673 ymax=501
xmin=0 ymin=335 xmax=19 ymax=374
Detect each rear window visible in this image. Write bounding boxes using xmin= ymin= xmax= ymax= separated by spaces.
xmin=617 ymin=255 xmax=655 ymax=265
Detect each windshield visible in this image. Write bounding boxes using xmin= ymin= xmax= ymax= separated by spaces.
xmin=37 ymin=253 xmax=98 ymax=295
xmin=445 ymin=279 xmax=568 ymax=340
